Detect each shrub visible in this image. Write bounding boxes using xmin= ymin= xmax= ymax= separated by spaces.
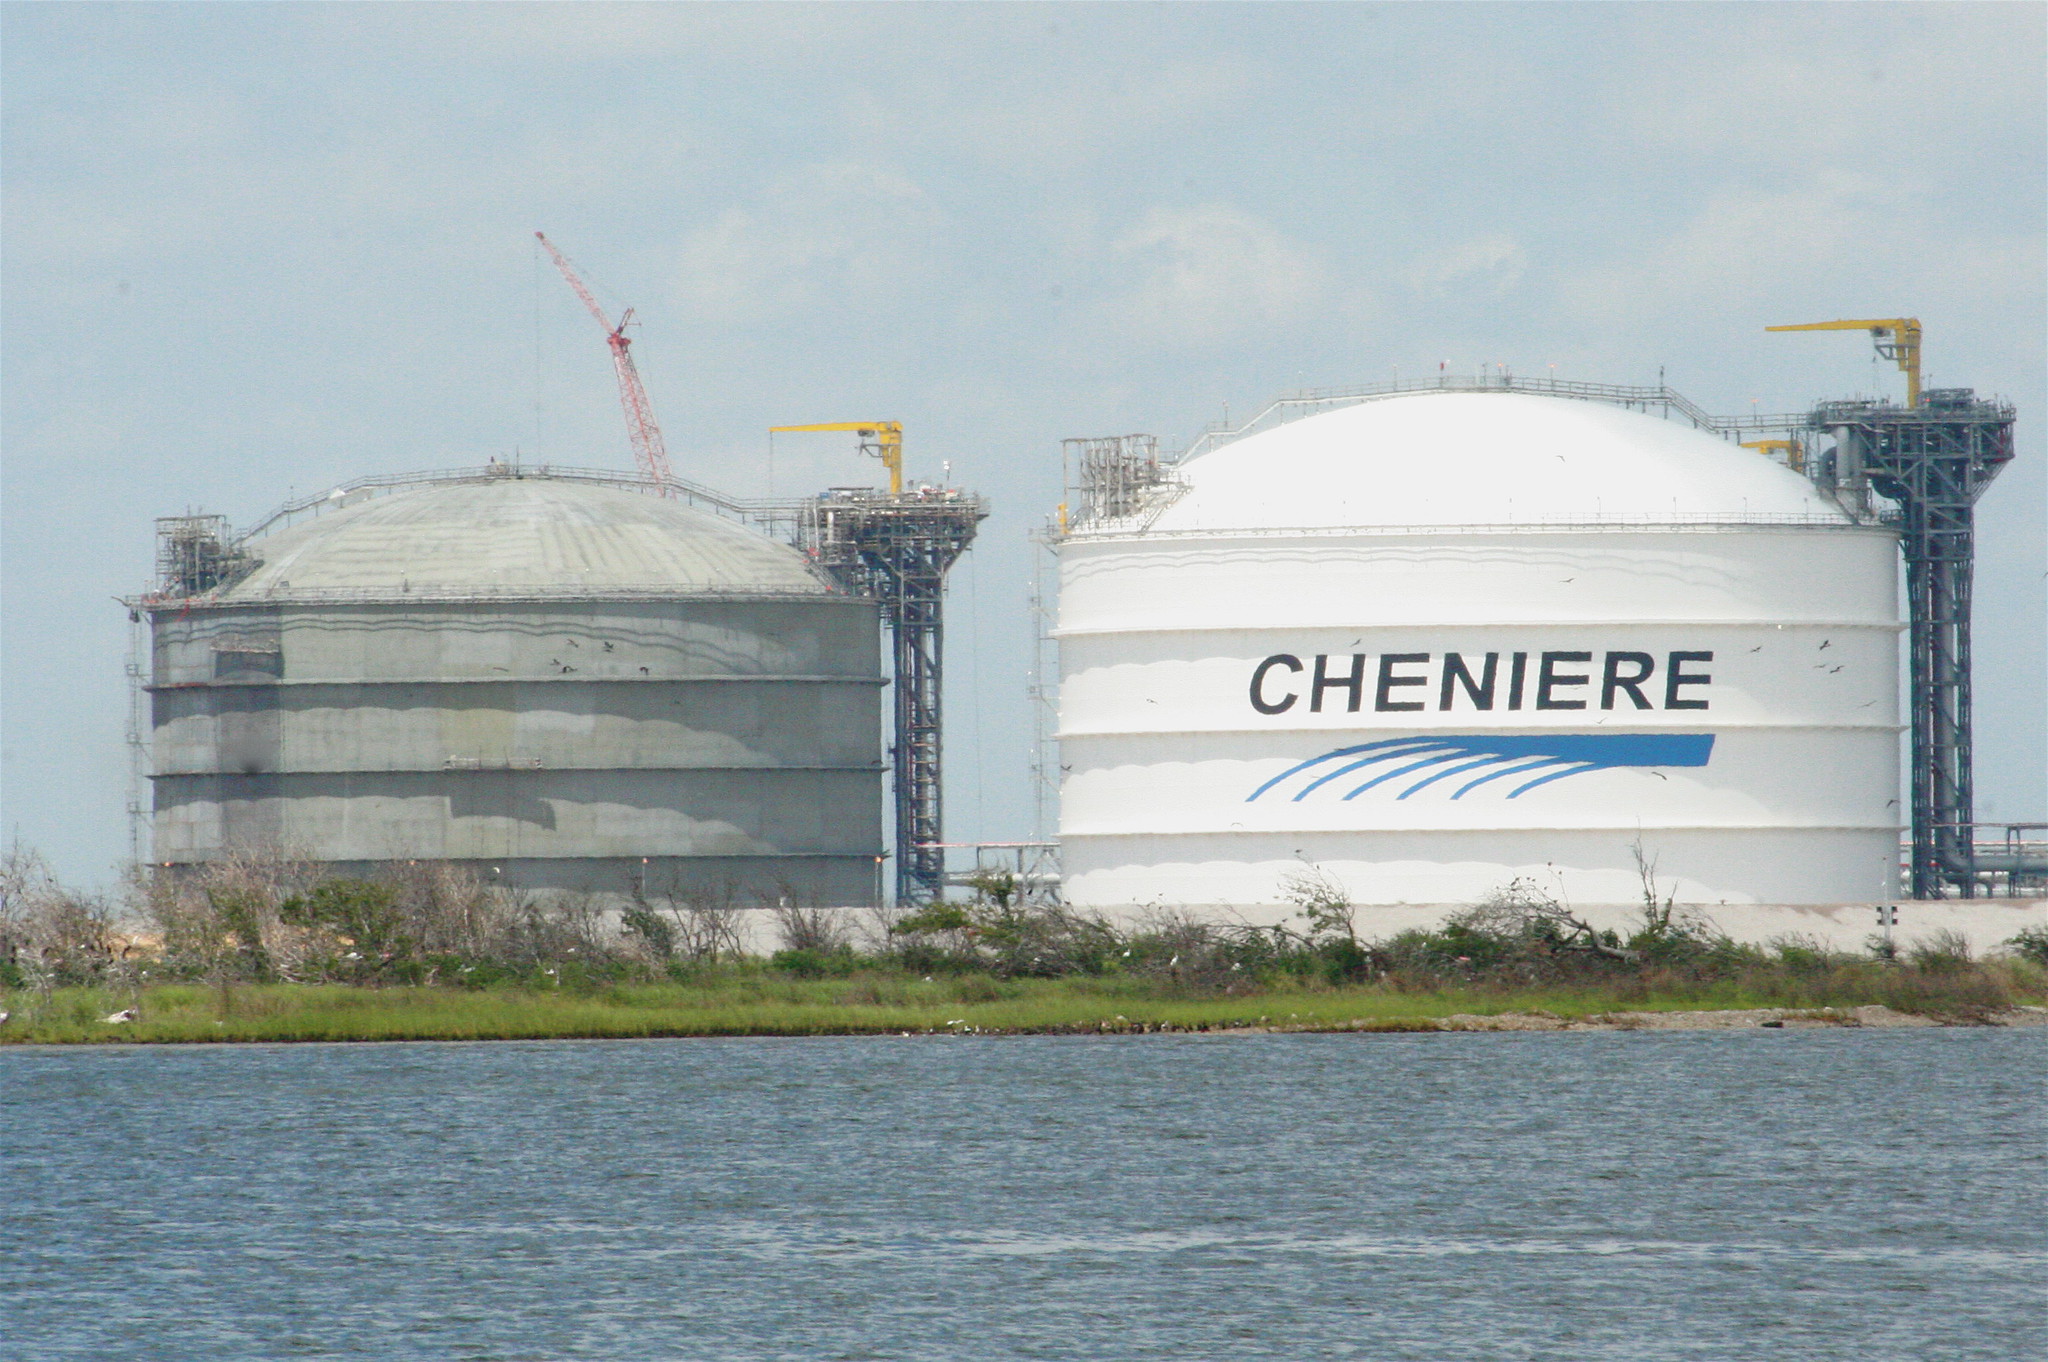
xmin=1278 ymin=864 xmax=1357 ymax=948
xmin=1120 ymin=910 xmax=1247 ymax=992
xmin=0 ymin=846 xmax=126 ymax=987
xmin=887 ymin=892 xmax=1119 ymax=979
xmin=136 ymin=856 xmax=622 ymax=984
xmin=1873 ymin=964 xmax=2010 ymax=1020
xmin=619 ymin=897 xmax=676 ymax=960
xmin=1376 ymin=879 xmax=1640 ymax=985
xmin=1907 ymin=929 xmax=1974 ymax=974
xmin=770 ymin=945 xmax=862 ymax=978
xmin=1769 ymin=934 xmax=1844 ymax=973
xmin=770 ymin=900 xmax=850 ymax=954
xmin=280 ymin=880 xmax=410 ymax=962
xmin=972 ymin=902 xmax=1121 ymax=978
xmin=2000 ymin=924 xmax=2048 ymax=968
xmin=1272 ymin=864 xmax=1377 ymax=984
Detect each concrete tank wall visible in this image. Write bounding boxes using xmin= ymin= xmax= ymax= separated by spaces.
xmin=146 ymin=477 xmax=886 ymax=905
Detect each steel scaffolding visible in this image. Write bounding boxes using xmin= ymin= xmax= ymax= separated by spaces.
xmin=801 ymin=488 xmax=989 ymax=904
xmin=1063 ymin=434 xmax=1167 ymax=524
xmin=1801 ymin=391 xmax=2017 ymax=897
xmin=154 ymin=515 xmax=248 ymax=596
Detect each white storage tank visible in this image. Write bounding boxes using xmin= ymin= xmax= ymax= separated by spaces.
xmin=1056 ymin=391 xmax=1902 ymax=912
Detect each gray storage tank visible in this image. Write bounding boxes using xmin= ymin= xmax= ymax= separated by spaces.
xmin=145 ymin=469 xmax=884 ymax=904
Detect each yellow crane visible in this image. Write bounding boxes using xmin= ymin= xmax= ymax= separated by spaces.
xmin=1740 ymin=437 xmax=1806 ymax=473
xmin=1766 ymin=318 xmax=1923 ymax=408
xmin=769 ymin=421 xmax=905 ymax=495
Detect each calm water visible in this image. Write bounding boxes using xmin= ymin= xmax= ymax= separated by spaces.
xmin=3 ymin=1031 xmax=2042 ymax=1361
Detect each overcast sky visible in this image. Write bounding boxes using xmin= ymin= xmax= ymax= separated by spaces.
xmin=5 ymin=2 xmax=2043 ymax=887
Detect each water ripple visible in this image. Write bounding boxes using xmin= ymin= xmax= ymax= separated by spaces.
xmin=4 ymin=1029 xmax=2042 ymax=1362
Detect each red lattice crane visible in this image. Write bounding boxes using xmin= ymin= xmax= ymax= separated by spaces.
xmin=536 ymin=232 xmax=676 ymax=493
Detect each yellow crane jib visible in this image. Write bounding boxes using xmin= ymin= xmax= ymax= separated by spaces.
xmin=1740 ymin=438 xmax=1806 ymax=474
xmin=1766 ymin=318 xmax=1923 ymax=408
xmin=769 ymin=421 xmax=905 ymax=495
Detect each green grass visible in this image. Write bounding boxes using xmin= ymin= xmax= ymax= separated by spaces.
xmin=4 ymin=963 xmax=2038 ymax=1045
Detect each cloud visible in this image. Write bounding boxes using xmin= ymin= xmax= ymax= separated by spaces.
xmin=670 ymin=162 xmax=947 ymax=324
xmin=1104 ymin=204 xmax=1322 ymax=345
xmin=1409 ymin=233 xmax=1527 ymax=294
xmin=882 ymin=57 xmax=1258 ymax=175
xmin=1560 ymin=174 xmax=1900 ymax=331
xmin=1601 ymin=5 xmax=2044 ymax=176
xmin=304 ymin=4 xmax=883 ymax=68
xmin=1549 ymin=167 xmax=2042 ymax=409
xmin=1559 ymin=164 xmax=2037 ymax=341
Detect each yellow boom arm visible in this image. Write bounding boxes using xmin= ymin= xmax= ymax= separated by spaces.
xmin=769 ymin=421 xmax=905 ymax=494
xmin=1740 ymin=438 xmax=1805 ymax=473
xmin=1766 ymin=318 xmax=1923 ymax=408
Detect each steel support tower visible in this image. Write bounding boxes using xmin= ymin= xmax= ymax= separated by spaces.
xmin=1801 ymin=391 xmax=2016 ymax=897
xmin=802 ymin=489 xmax=988 ymax=904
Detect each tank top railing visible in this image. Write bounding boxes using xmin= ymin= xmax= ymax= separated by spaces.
xmin=1172 ymin=375 xmax=1812 ymax=465
xmin=232 ymin=463 xmax=816 ymax=549
xmin=1062 ymin=509 xmax=1891 ymax=540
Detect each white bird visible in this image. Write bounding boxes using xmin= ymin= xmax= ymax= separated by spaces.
xmin=102 ymin=1008 xmax=137 ymax=1024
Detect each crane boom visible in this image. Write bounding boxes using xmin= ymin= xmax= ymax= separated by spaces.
xmin=1767 ymin=318 xmax=1923 ymax=408
xmin=1740 ymin=437 xmax=1805 ymax=473
xmin=769 ymin=421 xmax=905 ymax=494
xmin=536 ymin=232 xmax=677 ymax=493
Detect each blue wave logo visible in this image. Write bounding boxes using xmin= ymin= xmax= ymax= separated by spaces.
xmin=1248 ymin=733 xmax=1714 ymax=802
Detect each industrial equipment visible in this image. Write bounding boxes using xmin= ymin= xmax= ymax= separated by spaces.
xmin=771 ymin=422 xmax=906 ymax=495
xmin=536 ymin=232 xmax=678 ymax=492
xmin=1766 ymin=318 xmax=1924 ymax=409
xmin=1765 ymin=321 xmax=2017 ymax=897
xmin=770 ymin=423 xmax=987 ymax=904
xmin=1739 ymin=438 xmax=1805 ymax=473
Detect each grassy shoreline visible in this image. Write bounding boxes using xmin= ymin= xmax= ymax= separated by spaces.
xmin=11 ymin=853 xmax=2043 ymax=1045
xmin=6 ymin=968 xmax=2042 ymax=1045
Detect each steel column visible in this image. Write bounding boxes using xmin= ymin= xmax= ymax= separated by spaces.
xmin=1809 ymin=396 xmax=2015 ymax=897
xmin=802 ymin=493 xmax=987 ymax=904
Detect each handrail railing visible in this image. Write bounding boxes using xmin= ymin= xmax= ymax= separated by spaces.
xmin=1060 ymin=510 xmax=1885 ymax=540
xmin=1170 ymin=374 xmax=1814 ymax=464
xmin=232 ymin=462 xmax=820 ymax=547
xmin=1922 ymin=822 xmax=2048 ymax=894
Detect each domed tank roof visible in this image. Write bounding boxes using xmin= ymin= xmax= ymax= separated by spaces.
xmin=1146 ymin=391 xmax=1850 ymax=534
xmin=224 ymin=474 xmax=830 ymax=599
